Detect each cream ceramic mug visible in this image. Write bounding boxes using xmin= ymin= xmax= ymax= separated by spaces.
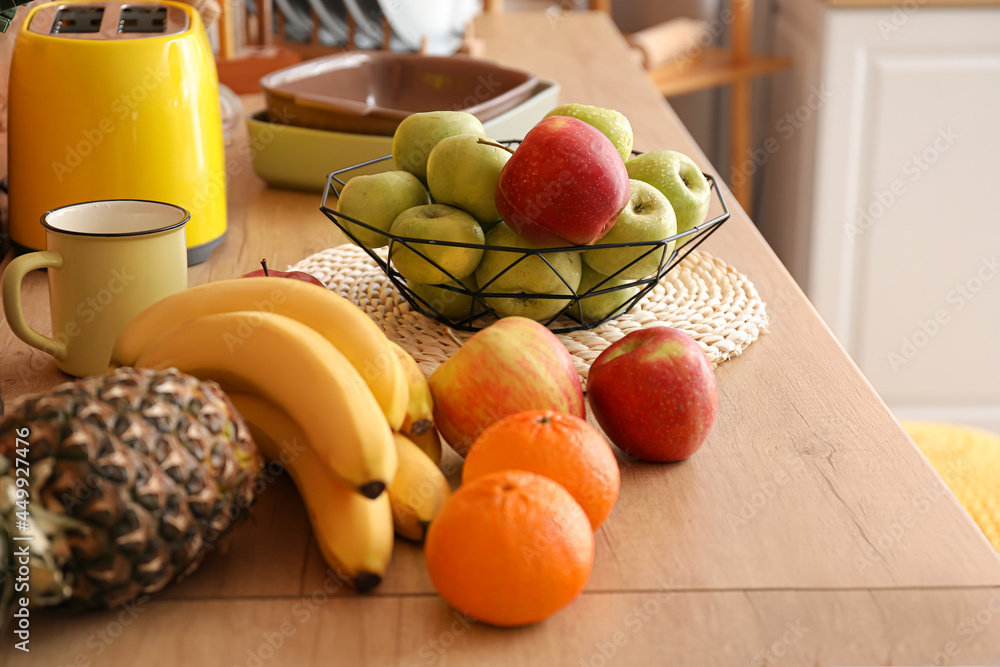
xmin=2 ymin=200 xmax=189 ymax=377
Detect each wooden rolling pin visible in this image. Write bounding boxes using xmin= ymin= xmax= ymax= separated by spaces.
xmin=626 ymin=18 xmax=710 ymax=70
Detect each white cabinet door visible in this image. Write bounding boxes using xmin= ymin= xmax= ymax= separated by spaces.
xmin=771 ymin=4 xmax=1000 ymax=431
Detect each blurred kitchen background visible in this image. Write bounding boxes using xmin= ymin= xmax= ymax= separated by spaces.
xmin=1 ymin=0 xmax=997 ymax=432
xmin=516 ymin=0 xmax=1000 ymax=436
xmin=491 ymin=0 xmax=1000 ymax=436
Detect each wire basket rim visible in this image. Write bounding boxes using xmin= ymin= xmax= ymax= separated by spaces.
xmin=318 ymin=144 xmax=731 ymax=333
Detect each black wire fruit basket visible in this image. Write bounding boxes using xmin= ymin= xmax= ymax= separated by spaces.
xmin=320 ymin=143 xmax=730 ymax=334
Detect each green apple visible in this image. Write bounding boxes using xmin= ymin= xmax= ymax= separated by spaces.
xmin=545 ymin=103 xmax=634 ymax=161
xmin=475 ymin=222 xmax=581 ymax=321
xmin=409 ymin=274 xmax=482 ymax=321
xmin=625 ymin=150 xmax=710 ymax=246
xmin=389 ymin=204 xmax=484 ymax=284
xmin=574 ymin=264 xmax=639 ymax=323
xmin=392 ymin=111 xmax=486 ymax=184
xmin=583 ymin=179 xmax=676 ymax=279
xmin=426 ymin=134 xmax=511 ymax=226
xmin=336 ymin=171 xmax=430 ymax=248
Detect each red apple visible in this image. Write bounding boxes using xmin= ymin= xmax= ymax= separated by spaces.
xmin=429 ymin=316 xmax=585 ymax=456
xmin=495 ymin=116 xmax=630 ymax=246
xmin=587 ymin=327 xmax=717 ymax=462
xmin=241 ymin=259 xmax=325 ymax=288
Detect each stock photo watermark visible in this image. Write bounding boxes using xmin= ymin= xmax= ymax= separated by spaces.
xmin=235 ymin=569 xmax=347 ymax=667
xmin=853 ymin=458 xmax=969 ymax=573
xmin=12 ymin=266 xmax=136 ymax=384
xmin=55 ymin=600 xmax=147 ymax=666
xmin=929 ymin=590 xmax=1000 ymax=665
xmin=845 ymin=126 xmax=959 ymax=242
xmin=577 ymin=583 xmax=676 ymax=667
xmin=727 ymin=455 xmax=808 ymax=533
xmin=878 ymin=0 xmax=930 ymax=40
xmin=750 ymin=619 xmax=809 ymax=667
xmin=410 ymin=610 xmax=477 ymax=666
xmin=731 ymin=85 xmax=832 ymax=190
xmin=5 ymin=426 xmax=32 ymax=653
xmin=191 ymin=107 xmax=297 ymax=216
xmin=220 ymin=287 xmax=290 ymax=353
xmin=886 ymin=254 xmax=998 ymax=372
xmin=50 ymin=64 xmax=173 ymax=182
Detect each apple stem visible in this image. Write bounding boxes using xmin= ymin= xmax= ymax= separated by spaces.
xmin=444 ymin=327 xmax=464 ymax=347
xmin=477 ymin=138 xmax=516 ymax=155
xmin=261 ymin=259 xmax=269 ymax=277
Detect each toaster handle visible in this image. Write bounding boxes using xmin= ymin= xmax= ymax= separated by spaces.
xmin=2 ymin=251 xmax=68 ymax=362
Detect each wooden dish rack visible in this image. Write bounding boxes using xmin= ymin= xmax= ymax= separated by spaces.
xmin=219 ymin=0 xmax=479 ymax=62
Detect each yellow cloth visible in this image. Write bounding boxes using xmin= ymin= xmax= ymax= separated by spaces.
xmin=904 ymin=421 xmax=1000 ymax=551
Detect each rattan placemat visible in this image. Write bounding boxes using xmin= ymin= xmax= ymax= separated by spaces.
xmin=291 ymin=245 xmax=768 ymax=382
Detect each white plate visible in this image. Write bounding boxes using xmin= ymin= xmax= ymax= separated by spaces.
xmin=378 ymin=0 xmax=479 ymax=55
xmin=275 ymin=0 xmax=342 ymax=44
xmin=273 ymin=0 xmax=310 ymax=39
xmin=306 ymin=0 xmax=350 ymax=44
xmin=342 ymin=0 xmax=382 ymax=49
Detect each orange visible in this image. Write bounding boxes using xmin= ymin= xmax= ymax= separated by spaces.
xmin=424 ymin=470 xmax=594 ymax=627
xmin=463 ymin=410 xmax=620 ymax=530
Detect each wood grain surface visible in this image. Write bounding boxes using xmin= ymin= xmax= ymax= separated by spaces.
xmin=2 ymin=11 xmax=999 ymax=666
xmin=823 ymin=0 xmax=1000 ymax=7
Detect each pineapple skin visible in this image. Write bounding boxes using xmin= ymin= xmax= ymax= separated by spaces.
xmin=0 ymin=367 xmax=262 ymax=611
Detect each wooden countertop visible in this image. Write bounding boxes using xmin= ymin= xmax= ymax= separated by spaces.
xmin=824 ymin=0 xmax=1000 ymax=7
xmin=3 ymin=12 xmax=1000 ymax=666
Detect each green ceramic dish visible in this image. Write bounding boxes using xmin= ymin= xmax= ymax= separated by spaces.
xmin=247 ymin=79 xmax=561 ymax=193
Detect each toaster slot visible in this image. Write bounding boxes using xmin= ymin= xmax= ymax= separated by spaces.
xmin=118 ymin=5 xmax=167 ymax=33
xmin=51 ymin=6 xmax=105 ymax=33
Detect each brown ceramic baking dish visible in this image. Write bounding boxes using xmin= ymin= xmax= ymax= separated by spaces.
xmin=260 ymin=52 xmax=539 ymax=135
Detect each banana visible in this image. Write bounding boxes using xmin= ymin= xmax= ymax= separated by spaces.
xmin=388 ymin=341 xmax=443 ymax=465
xmin=112 ymin=277 xmax=409 ymax=430
xmin=227 ymin=393 xmax=393 ymax=592
xmin=388 ymin=433 xmax=451 ymax=542
xmin=135 ymin=311 xmax=397 ymax=498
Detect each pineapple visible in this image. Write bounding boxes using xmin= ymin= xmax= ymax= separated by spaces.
xmin=0 ymin=367 xmax=262 ymax=618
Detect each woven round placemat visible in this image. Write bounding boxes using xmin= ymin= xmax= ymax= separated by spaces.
xmin=291 ymin=245 xmax=768 ymax=382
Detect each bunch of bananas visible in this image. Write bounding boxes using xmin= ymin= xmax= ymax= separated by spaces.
xmin=112 ymin=278 xmax=451 ymax=592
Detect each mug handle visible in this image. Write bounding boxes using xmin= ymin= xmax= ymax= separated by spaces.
xmin=2 ymin=251 xmax=68 ymax=361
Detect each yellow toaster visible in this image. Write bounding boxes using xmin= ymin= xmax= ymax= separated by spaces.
xmin=8 ymin=0 xmax=226 ymax=265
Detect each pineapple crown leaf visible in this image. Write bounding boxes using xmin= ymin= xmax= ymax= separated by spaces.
xmin=0 ymin=460 xmax=77 ymax=624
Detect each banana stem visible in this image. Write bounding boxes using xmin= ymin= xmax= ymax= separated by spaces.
xmin=409 ymin=418 xmax=433 ymax=437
